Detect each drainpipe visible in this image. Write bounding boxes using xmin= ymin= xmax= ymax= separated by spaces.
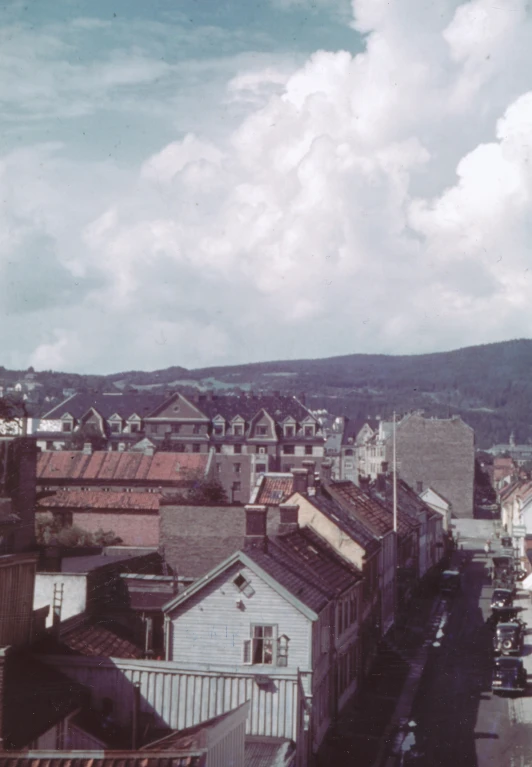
xmin=132 ymin=682 xmax=141 ymax=749
xmin=164 ymin=614 xmax=171 ymax=661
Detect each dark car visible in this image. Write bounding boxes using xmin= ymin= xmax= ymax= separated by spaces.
xmin=440 ymin=570 xmax=461 ymax=595
xmin=491 ymin=588 xmax=513 ymax=609
xmin=492 ymin=657 xmax=527 ymax=695
xmin=493 ymin=622 xmax=525 ymax=656
xmin=501 ymin=536 xmax=513 ymax=548
xmin=489 ymin=606 xmax=523 ymax=627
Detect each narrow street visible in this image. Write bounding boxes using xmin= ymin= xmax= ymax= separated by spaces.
xmin=407 ymin=519 xmax=532 ymax=767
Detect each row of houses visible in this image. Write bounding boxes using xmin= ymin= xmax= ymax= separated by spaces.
xmin=0 ymin=432 xmax=453 ymax=766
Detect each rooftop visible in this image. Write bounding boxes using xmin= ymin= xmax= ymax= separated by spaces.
xmin=253 ymin=473 xmax=294 ymax=505
xmin=34 ymin=616 xmax=144 ymax=659
xmin=38 ymin=489 xmax=161 ymax=511
xmin=37 ymin=450 xmax=209 ymax=484
xmin=40 ymin=391 xmax=166 ymax=420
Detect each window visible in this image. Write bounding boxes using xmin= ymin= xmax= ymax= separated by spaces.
xmin=283 ymin=445 xmax=295 ymax=455
xmin=234 ymin=424 xmax=244 ymax=436
xmin=62 ymin=421 xmax=72 ymax=433
xmin=193 ymin=444 xmax=201 ymax=453
xmin=305 ymin=445 xmax=313 ymax=456
xmin=304 ymin=425 xmax=314 ymax=437
xmin=193 ymin=425 xmax=201 ymax=434
xmin=130 ymin=422 xmax=140 ymax=433
xmin=258 ymin=447 xmax=267 ymax=455
xmin=256 ymin=425 xmax=267 ymax=436
xmin=110 ymin=422 xmax=121 ymax=433
xmin=234 ymin=463 xmax=241 ymax=474
xmin=256 ymin=463 xmax=266 ymax=474
xmin=234 ymin=444 xmax=242 ymax=454
xmin=215 ymin=445 xmax=222 ymax=453
xmin=282 ymin=464 xmax=293 ymax=472
xmin=344 ymin=449 xmax=353 ymax=457
xmin=171 ymin=423 xmax=181 ymax=434
xmin=284 ymin=426 xmax=295 ymax=437
xmin=214 ymin=425 xmax=224 ymax=436
xmin=243 ymin=625 xmax=276 ymax=665
xmin=233 ymin=481 xmax=242 ymax=492
xmin=233 ymin=572 xmax=255 ymax=598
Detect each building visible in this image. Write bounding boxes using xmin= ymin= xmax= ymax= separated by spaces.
xmin=357 ymin=412 xmax=475 ymax=518
xmin=162 ymin=504 xmax=362 ymax=765
xmin=36 ymin=390 xmax=325 ymax=504
xmin=36 ymin=449 xmax=214 ymax=497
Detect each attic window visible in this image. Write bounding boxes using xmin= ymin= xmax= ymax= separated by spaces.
xmin=173 ymin=404 xmax=180 ymax=412
xmin=233 ymin=573 xmax=255 ymax=598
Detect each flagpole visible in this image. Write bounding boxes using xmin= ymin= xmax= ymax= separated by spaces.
xmin=393 ymin=411 xmax=397 ymax=533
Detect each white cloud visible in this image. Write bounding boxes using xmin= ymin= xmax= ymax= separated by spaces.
xmin=3 ymin=0 xmax=532 ymax=372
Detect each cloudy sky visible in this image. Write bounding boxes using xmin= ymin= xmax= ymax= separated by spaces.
xmin=2 ymin=0 xmax=532 ymax=374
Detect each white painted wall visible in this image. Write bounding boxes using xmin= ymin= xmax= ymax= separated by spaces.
xmin=34 ymin=572 xmax=87 ymax=627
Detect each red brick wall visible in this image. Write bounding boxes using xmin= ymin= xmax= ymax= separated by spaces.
xmin=72 ymin=511 xmax=159 ymax=547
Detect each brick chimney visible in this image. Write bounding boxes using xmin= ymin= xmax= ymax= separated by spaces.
xmin=244 ymin=505 xmax=268 ymax=552
xmin=278 ymin=503 xmax=299 ymax=535
xmin=320 ymin=459 xmax=333 ymax=484
xmin=291 ymin=468 xmax=308 ymax=495
xmin=6 ymin=438 xmax=37 ymax=551
xmin=83 ymin=442 xmax=92 ymax=455
xmin=302 ymin=460 xmax=316 ymax=488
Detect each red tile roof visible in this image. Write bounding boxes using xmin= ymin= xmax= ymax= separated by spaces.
xmin=37 ymin=451 xmax=209 ymax=484
xmin=38 ymin=490 xmax=160 ymax=511
xmin=256 ymin=474 xmax=294 ymax=505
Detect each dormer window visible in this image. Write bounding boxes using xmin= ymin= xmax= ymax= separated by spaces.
xmin=304 ymin=425 xmax=314 ymax=437
xmin=256 ymin=425 xmax=267 ymax=437
xmin=61 ymin=414 xmax=74 ymax=433
xmin=234 ymin=424 xmax=244 ymax=436
xmin=284 ymin=425 xmax=295 ymax=438
xmin=213 ymin=416 xmax=225 ymax=437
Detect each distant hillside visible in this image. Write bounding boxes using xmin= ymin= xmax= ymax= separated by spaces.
xmin=6 ymin=339 xmax=532 ymax=448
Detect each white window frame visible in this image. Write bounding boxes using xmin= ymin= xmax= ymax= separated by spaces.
xmin=243 ymin=624 xmax=278 ymax=666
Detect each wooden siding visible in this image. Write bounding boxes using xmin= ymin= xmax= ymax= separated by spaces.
xmin=0 ymin=554 xmax=37 ymax=646
xmin=40 ymin=657 xmax=301 ymax=741
xmin=168 ymin=562 xmax=312 ymax=672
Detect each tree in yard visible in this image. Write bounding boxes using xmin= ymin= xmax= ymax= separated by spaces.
xmin=69 ymin=423 xmax=108 ymax=451
xmin=187 ymin=477 xmax=228 ymax=504
xmin=35 ymin=512 xmax=122 ymax=547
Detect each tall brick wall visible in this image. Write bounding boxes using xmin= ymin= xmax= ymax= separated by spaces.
xmin=72 ymin=510 xmax=159 ymax=547
xmin=160 ymin=504 xmax=281 ymax=578
xmin=396 ymin=414 xmax=475 ymax=518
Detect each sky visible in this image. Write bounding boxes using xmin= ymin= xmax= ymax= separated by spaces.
xmin=2 ymin=0 xmax=532 ymax=374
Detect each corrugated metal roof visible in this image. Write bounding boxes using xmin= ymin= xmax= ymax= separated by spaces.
xmin=245 ymin=736 xmax=296 ymax=767
xmin=37 ymin=451 xmax=209 ymax=484
xmin=38 ymin=490 xmax=160 ymax=511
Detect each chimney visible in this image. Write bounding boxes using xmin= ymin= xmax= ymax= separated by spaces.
xmin=83 ymin=442 xmax=92 ymax=455
xmin=320 ymin=459 xmax=333 ymax=484
xmin=245 ymin=505 xmax=268 ymax=552
xmin=6 ymin=438 xmax=38 ymax=551
xmin=206 ymin=389 xmax=214 ymax=402
xmin=291 ymin=468 xmax=308 ymax=495
xmin=144 ymin=446 xmax=154 ymax=456
xmin=279 ymin=503 xmax=299 ymax=535
xmin=376 ymin=473 xmax=386 ymax=493
xmin=359 ymin=475 xmax=370 ymax=491
xmin=299 ymin=392 xmax=306 ymax=405
xmin=302 ymin=460 xmax=316 ymax=488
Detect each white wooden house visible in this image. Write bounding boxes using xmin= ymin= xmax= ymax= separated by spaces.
xmin=162 ymin=504 xmax=363 ymax=766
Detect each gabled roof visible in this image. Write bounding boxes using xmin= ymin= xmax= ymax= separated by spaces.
xmin=329 ymin=480 xmax=417 ymax=537
xmin=144 ymin=702 xmax=249 ymax=751
xmin=38 ymin=489 xmax=160 ymax=511
xmin=37 ymin=451 xmax=209 ymax=484
xmin=367 ymin=478 xmax=428 ymax=528
xmin=420 ymin=486 xmax=452 ymax=507
xmin=292 ymin=486 xmax=380 ymax=554
xmin=40 ymin=392 xmax=166 ymax=420
xmin=198 ymin=393 xmax=317 ymax=426
xmin=163 ymin=548 xmax=321 ymax=620
xmin=163 ymin=525 xmax=360 ymax=620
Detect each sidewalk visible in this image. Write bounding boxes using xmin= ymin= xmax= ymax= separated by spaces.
xmin=316 ymin=584 xmax=446 ymax=767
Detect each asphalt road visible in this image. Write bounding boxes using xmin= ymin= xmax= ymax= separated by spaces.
xmin=407 ymin=519 xmax=532 ymax=767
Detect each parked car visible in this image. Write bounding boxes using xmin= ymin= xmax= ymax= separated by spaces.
xmin=493 ymin=622 xmax=525 ymax=656
xmin=487 ymin=606 xmax=521 ymax=629
xmin=492 ymin=657 xmax=527 ymax=695
xmin=491 ymin=589 xmax=514 ymax=609
xmin=440 ymin=570 xmax=461 ymax=596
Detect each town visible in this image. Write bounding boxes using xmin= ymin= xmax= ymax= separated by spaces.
xmin=1 ymin=386 xmax=530 ymax=766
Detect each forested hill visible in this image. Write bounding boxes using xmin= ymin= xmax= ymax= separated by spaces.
xmin=6 ymin=339 xmax=532 ymax=449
